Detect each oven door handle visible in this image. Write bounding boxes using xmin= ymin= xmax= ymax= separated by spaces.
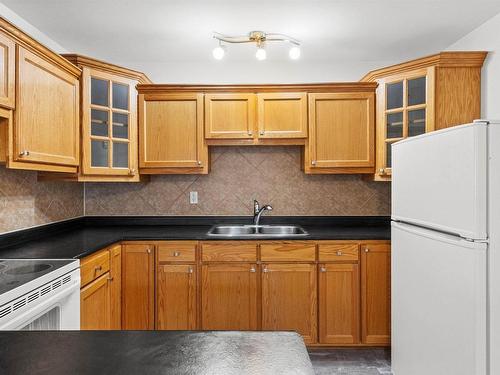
xmin=0 ymin=281 xmax=80 ymax=330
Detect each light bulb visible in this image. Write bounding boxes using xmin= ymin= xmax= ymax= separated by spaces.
xmin=212 ymin=45 xmax=225 ymax=60
xmin=255 ymin=47 xmax=267 ymax=61
xmin=289 ymin=46 xmax=301 ymax=60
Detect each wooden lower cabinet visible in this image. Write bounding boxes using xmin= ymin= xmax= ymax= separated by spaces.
xmin=361 ymin=243 xmax=391 ymax=344
xmin=80 ymin=273 xmax=111 ymax=330
xmin=122 ymin=243 xmax=155 ymax=330
xmin=109 ymin=245 xmax=122 ymax=329
xmin=261 ymin=263 xmax=317 ymax=344
xmin=201 ymin=263 xmax=258 ymax=330
xmin=156 ymin=264 xmax=197 ymax=330
xmin=318 ymin=263 xmax=360 ymax=344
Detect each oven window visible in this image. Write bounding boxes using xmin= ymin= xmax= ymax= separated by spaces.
xmin=21 ymin=306 xmax=60 ymax=330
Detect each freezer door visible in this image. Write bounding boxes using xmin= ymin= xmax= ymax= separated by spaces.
xmin=391 ymin=221 xmax=487 ymax=375
xmin=392 ymin=122 xmax=487 ymax=239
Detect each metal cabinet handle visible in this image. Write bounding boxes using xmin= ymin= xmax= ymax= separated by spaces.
xmin=107 ymin=276 xmax=114 ymax=282
xmin=95 ymin=266 xmax=102 ymax=271
xmin=129 ymin=168 xmax=136 ymax=176
xmin=188 ymin=267 xmax=194 ymax=274
xmin=259 ymin=130 xmax=265 ymax=136
xmin=336 ymin=251 xmax=343 ymax=256
xmin=250 ymin=267 xmax=256 ymax=273
xmin=147 ymin=248 xmax=152 ymax=254
xmin=262 ymin=268 xmax=269 ymax=273
xmin=197 ymin=161 xmax=202 ymax=166
xmin=247 ymin=131 xmax=253 ymax=136
xmin=364 ymin=248 xmax=370 ymax=253
xmin=19 ymin=150 xmax=30 ymax=156
xmin=320 ymin=267 xmax=326 ymax=273
xmin=379 ymin=168 xmax=385 ymax=175
xmin=311 ymin=160 xmax=317 ymax=166
xmin=173 ymin=251 xmax=181 ymax=257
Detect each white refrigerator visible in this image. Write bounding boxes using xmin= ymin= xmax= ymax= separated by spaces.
xmin=391 ymin=120 xmax=499 ymax=375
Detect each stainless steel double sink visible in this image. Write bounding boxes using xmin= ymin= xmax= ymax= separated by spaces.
xmin=207 ymin=224 xmax=308 ymax=238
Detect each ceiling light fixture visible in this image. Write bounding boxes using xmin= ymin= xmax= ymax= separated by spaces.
xmin=212 ymin=31 xmax=301 ymax=61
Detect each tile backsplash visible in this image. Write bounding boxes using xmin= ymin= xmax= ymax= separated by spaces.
xmin=0 ymin=166 xmax=84 ymax=233
xmin=85 ymin=147 xmax=391 ymax=216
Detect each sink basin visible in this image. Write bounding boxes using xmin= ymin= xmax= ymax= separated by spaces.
xmin=207 ymin=225 xmax=308 ymax=238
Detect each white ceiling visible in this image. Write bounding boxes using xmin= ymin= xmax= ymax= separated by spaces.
xmin=2 ymin=0 xmax=500 ymax=82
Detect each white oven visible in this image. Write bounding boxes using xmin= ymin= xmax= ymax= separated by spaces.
xmin=0 ymin=260 xmax=80 ymax=330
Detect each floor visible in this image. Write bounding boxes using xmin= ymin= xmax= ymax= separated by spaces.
xmin=308 ymin=348 xmax=392 ymax=375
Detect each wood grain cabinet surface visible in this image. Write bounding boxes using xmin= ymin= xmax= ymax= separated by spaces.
xmin=138 ymin=93 xmax=208 ymax=174
xmin=14 ymin=46 xmax=79 ymax=171
xmin=0 ymin=30 xmax=15 ymax=109
xmin=80 ymin=272 xmax=111 ymax=330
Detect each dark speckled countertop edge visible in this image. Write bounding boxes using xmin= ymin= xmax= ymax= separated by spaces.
xmin=0 ymin=216 xmax=391 ymax=260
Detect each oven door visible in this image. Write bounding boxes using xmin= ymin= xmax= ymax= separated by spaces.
xmin=0 ymin=269 xmax=80 ymax=330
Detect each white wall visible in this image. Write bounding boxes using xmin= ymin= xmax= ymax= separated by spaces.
xmin=0 ymin=3 xmax=67 ymax=53
xmin=447 ymin=12 xmax=500 ymax=119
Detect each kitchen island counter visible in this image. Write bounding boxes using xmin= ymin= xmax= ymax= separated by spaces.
xmin=0 ymin=330 xmax=314 ymax=375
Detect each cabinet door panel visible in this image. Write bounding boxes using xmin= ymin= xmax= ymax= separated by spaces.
xmin=261 ymin=263 xmax=317 ymax=344
xmin=257 ymin=93 xmax=307 ymax=138
xmin=201 ymin=263 xmax=258 ymax=330
xmin=205 ymin=93 xmax=255 ymax=139
xmin=319 ymin=263 xmax=360 ymax=344
xmin=122 ymin=244 xmax=155 ymax=330
xmin=0 ymin=31 xmax=15 ymax=109
xmin=157 ymin=264 xmax=197 ymax=330
xmin=80 ymin=273 xmax=111 ymax=330
xmin=361 ymin=243 xmax=391 ymax=344
xmin=140 ymin=93 xmax=206 ymax=169
xmin=15 ymin=47 xmax=79 ymax=166
xmin=109 ymin=244 xmax=122 ymax=330
xmin=308 ymin=92 xmax=374 ymax=169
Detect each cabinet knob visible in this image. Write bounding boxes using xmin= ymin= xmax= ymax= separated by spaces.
xmin=188 ymin=267 xmax=194 ymax=274
xmin=147 ymin=248 xmax=152 ymax=254
xmin=197 ymin=161 xmax=202 ymax=166
xmin=336 ymin=251 xmax=343 ymax=256
xmin=379 ymin=168 xmax=385 ymax=175
xmin=259 ymin=130 xmax=265 ymax=136
xmin=129 ymin=168 xmax=136 ymax=176
xmin=95 ymin=265 xmax=102 ymax=272
xmin=247 ymin=131 xmax=253 ymax=136
xmin=320 ymin=267 xmax=326 ymax=273
xmin=262 ymin=267 xmax=269 ymax=273
xmin=250 ymin=267 xmax=256 ymax=273
xmin=364 ymin=248 xmax=370 ymax=253
xmin=311 ymin=160 xmax=317 ymax=166
xmin=19 ymin=150 xmax=30 ymax=156
xmin=173 ymin=251 xmax=181 ymax=257
xmin=107 ymin=276 xmax=114 ymax=282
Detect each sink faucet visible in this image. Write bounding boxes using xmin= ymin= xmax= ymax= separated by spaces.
xmin=253 ymin=200 xmax=273 ymax=226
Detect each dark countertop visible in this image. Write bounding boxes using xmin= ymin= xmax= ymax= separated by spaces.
xmin=0 ymin=331 xmax=315 ymax=375
xmin=0 ymin=216 xmax=390 ymax=259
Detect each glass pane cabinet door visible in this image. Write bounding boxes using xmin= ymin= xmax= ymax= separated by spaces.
xmin=91 ymin=109 xmax=109 ymax=137
xmin=112 ymin=112 xmax=129 ymax=139
xmin=112 ymin=82 xmax=129 ymax=110
xmin=386 ymin=81 xmax=403 ymax=110
xmin=407 ymin=77 xmax=426 ymax=106
xmin=91 ymin=140 xmax=109 ymax=167
xmin=408 ymin=109 xmax=426 ymax=137
xmin=91 ymin=78 xmax=109 ymax=107
xmin=386 ymin=112 xmax=403 ymax=139
xmin=113 ymin=142 xmax=129 ymax=168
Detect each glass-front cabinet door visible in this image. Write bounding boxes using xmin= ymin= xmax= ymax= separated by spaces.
xmin=375 ymin=67 xmax=434 ymax=179
xmin=82 ymin=68 xmax=138 ymax=176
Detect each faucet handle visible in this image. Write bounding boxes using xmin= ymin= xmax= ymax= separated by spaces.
xmin=253 ymin=199 xmax=260 ymax=215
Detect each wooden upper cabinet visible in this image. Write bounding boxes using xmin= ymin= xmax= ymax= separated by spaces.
xmin=157 ymin=264 xmax=197 ymax=330
xmin=81 ymin=273 xmax=111 ymax=330
xmin=201 ymin=263 xmax=258 ymax=330
xmin=261 ymin=263 xmax=317 ymax=344
xmin=0 ymin=31 xmax=15 ymax=109
xmin=139 ymin=93 xmax=208 ymax=174
xmin=360 ymin=243 xmax=391 ymax=345
xmin=319 ymin=263 xmax=360 ymax=344
xmin=14 ymin=46 xmax=79 ymax=171
xmin=257 ymin=93 xmax=307 ymax=138
xmin=306 ymin=92 xmax=375 ymax=174
xmin=122 ymin=243 xmax=155 ymax=330
xmin=205 ymin=93 xmax=256 ymax=139
xmin=361 ymin=51 xmax=487 ymax=181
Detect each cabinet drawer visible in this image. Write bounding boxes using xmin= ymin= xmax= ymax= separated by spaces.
xmin=260 ymin=243 xmax=316 ymax=262
xmin=81 ymin=250 xmax=110 ymax=287
xmin=201 ymin=242 xmax=257 ymax=262
xmin=158 ymin=242 xmax=197 ymax=263
xmin=319 ymin=244 xmax=359 ymax=262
